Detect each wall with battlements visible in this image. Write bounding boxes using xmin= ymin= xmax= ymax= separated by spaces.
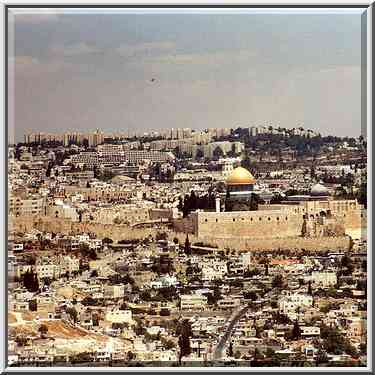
xmin=11 ymin=216 xmax=156 ymax=242
xmin=170 ymin=231 xmax=350 ymax=253
xmin=176 ymin=199 xmax=366 ymax=241
xmin=10 ymin=198 xmax=365 ymax=253
xmin=192 ymin=209 xmax=303 ymax=239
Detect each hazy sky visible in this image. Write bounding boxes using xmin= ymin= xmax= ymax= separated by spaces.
xmin=8 ymin=8 xmax=365 ymax=142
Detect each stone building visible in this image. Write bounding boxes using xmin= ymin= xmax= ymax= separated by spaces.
xmin=175 ymin=167 xmax=365 ymax=241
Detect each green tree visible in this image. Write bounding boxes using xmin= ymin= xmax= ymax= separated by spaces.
xmin=308 ymin=280 xmax=313 ymax=296
xmin=90 ymin=269 xmax=98 ymax=278
xmin=254 ymin=347 xmax=263 ymax=361
xmin=316 ymin=348 xmax=329 ymax=364
xmin=23 ymin=269 xmax=39 ymax=293
xmin=340 ymin=254 xmax=354 ymax=276
xmin=265 ymin=347 xmax=275 ymax=358
xmin=160 ymin=308 xmax=171 ymax=316
xmin=162 ymin=338 xmax=175 ymax=350
xmin=66 ymin=307 xmax=78 ymax=324
xmin=176 ymin=319 xmax=193 ymax=364
xmin=38 ymin=324 xmax=48 ymax=338
xmin=184 ymin=234 xmax=191 ymax=256
xmin=272 ymin=274 xmax=284 ymax=289
xmin=213 ymin=146 xmax=224 ymax=160
xmin=359 ymin=342 xmax=367 ymax=355
xmin=228 ymin=340 xmax=234 ymax=357
xmin=28 ymin=299 xmax=37 ymax=312
xmin=241 ymin=155 xmax=251 ymax=170
xmin=15 ymin=335 xmax=28 ymax=347
xmin=320 ymin=324 xmax=358 ymax=357
xmin=292 ymin=320 xmax=301 ymax=340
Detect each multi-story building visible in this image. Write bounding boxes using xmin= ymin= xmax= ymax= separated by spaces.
xmin=217 ymin=297 xmax=241 ymax=310
xmin=193 ymin=141 xmax=244 ymax=160
xmin=105 ymin=309 xmax=132 ymax=324
xmin=9 ymin=194 xmax=46 ymax=216
xmin=278 ymin=293 xmax=313 ymax=316
xmin=311 ymin=271 xmax=337 ymax=288
xmin=103 ymin=285 xmax=125 ymax=299
xmin=69 ymin=150 xmax=174 ymax=167
xmin=180 ymin=294 xmax=208 ymax=310
xmin=88 ymin=129 xmax=105 ymax=148
xmin=60 ymin=256 xmax=80 ymax=274
xmin=201 ymin=261 xmax=227 ymax=281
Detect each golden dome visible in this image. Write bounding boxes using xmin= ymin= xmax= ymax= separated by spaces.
xmin=226 ymin=166 xmax=256 ymax=185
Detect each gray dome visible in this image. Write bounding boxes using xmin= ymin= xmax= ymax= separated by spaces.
xmin=310 ymin=183 xmax=329 ymax=196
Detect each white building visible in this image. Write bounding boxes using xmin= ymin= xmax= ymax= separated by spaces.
xmin=47 ymin=200 xmax=79 ymax=221
xmin=105 ymin=309 xmax=133 ymax=324
xmin=217 ymin=297 xmax=241 ymax=310
xmin=311 ymin=271 xmax=337 ymax=288
xmin=278 ymin=293 xmax=313 ymax=316
xmin=36 ymin=264 xmax=59 ymax=280
xmin=201 ymin=261 xmax=227 ymax=281
xmin=60 ymin=256 xmax=80 ymax=274
xmin=180 ymin=294 xmax=208 ymax=310
xmin=9 ymin=195 xmax=46 ymax=216
xmin=301 ymin=326 xmax=321 ymax=337
xmin=104 ymin=285 xmax=125 ymax=299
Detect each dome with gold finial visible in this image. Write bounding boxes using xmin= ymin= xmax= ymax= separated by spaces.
xmin=226 ymin=166 xmax=256 ymax=185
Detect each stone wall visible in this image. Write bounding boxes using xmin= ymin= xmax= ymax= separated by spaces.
xmin=11 ymin=216 xmax=156 ymax=242
xmin=10 ymin=200 xmax=362 ymax=253
xmin=192 ymin=210 xmax=304 ymax=239
xmin=172 ymin=201 xmax=366 ymax=241
xmin=169 ymin=230 xmax=350 ymax=253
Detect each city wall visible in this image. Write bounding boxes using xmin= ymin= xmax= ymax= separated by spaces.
xmin=11 ymin=216 xmax=155 ymax=242
xmin=10 ymin=206 xmax=358 ymax=253
xmin=172 ymin=201 xmax=366 ymax=241
xmin=193 ymin=210 xmax=304 ymax=239
xmin=170 ymin=231 xmax=351 ymax=253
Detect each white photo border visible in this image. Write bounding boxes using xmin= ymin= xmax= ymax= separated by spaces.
xmin=1 ymin=1 xmax=373 ymax=373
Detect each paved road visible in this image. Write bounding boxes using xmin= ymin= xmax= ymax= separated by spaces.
xmin=213 ymin=305 xmax=251 ymax=360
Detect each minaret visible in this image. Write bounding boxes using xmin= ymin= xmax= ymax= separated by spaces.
xmin=215 ymin=197 xmax=221 ymax=213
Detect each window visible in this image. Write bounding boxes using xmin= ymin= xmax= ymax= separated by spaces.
xmin=259 ymin=217 xmax=262 ymax=221
xmin=268 ymin=217 xmax=271 ymax=221
xmin=233 ymin=218 xmax=235 ymax=222
xmin=285 ymin=217 xmax=288 ymax=221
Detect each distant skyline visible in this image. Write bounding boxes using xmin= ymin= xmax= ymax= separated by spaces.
xmin=8 ymin=8 xmax=365 ymax=142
